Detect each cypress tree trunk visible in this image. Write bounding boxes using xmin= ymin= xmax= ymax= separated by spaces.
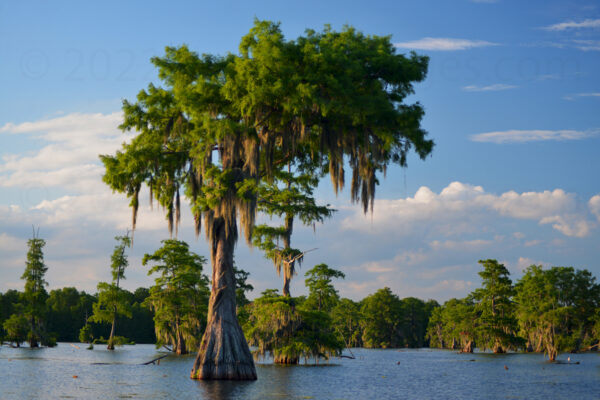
xmin=175 ymin=316 xmax=187 ymax=355
xmin=107 ymin=314 xmax=116 ymax=350
xmin=282 ymin=214 xmax=293 ymax=297
xmin=29 ymin=316 xmax=39 ymax=348
xmin=190 ymin=217 xmax=256 ymax=380
xmin=282 ymin=276 xmax=291 ymax=297
xmin=274 ymin=354 xmax=299 ymax=364
xmin=461 ymin=340 xmax=474 ymax=353
xmin=493 ymin=340 xmax=505 ymax=354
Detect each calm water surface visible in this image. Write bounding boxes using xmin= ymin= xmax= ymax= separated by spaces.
xmin=1 ymin=344 xmax=599 ymax=399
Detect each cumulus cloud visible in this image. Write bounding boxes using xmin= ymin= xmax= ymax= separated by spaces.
xmin=539 ymin=215 xmax=591 ymax=238
xmin=343 ymin=182 xmax=595 ymax=238
xmin=543 ymin=18 xmax=600 ymax=31
xmin=590 ymin=195 xmax=600 ymax=221
xmin=30 ymin=192 xmax=170 ymax=231
xmin=462 ymin=84 xmax=518 ymax=92
xmin=394 ymin=37 xmax=498 ymax=51
xmin=0 ymin=112 xmax=132 ymax=193
xmin=470 ymin=129 xmax=599 ymax=143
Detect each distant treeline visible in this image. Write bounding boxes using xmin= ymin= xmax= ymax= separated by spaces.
xmin=3 ymin=258 xmax=599 ymax=362
xmin=0 ymin=284 xmax=437 ymax=350
xmin=426 ymin=260 xmax=600 ymax=361
xmin=0 ymin=287 xmax=155 ymax=344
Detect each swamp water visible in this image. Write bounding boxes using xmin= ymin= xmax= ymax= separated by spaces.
xmin=1 ymin=344 xmax=599 ymax=399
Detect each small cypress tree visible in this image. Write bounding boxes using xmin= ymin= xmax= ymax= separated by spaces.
xmin=253 ymin=161 xmax=334 ymax=297
xmin=21 ymin=228 xmax=50 ymax=347
xmin=89 ymin=234 xmax=132 ymax=350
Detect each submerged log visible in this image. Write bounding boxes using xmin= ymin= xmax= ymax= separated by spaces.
xmin=142 ymin=355 xmax=168 ymax=365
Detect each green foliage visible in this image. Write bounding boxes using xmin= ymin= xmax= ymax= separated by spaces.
xmin=331 ymin=298 xmax=362 ymax=348
xmin=79 ymin=324 xmax=93 ymax=343
xmin=3 ymin=313 xmax=28 ymax=346
xmin=471 ymin=259 xmax=520 ymax=352
xmin=21 ymin=233 xmax=49 ymax=347
xmin=234 ymin=264 xmax=254 ymax=308
xmin=514 ymin=265 xmax=600 ymax=360
xmin=361 ymin=287 xmax=403 ymax=348
xmin=252 ymin=162 xmax=335 ymax=296
xmin=0 ymin=290 xmax=21 ymax=340
xmin=243 ymin=291 xmax=343 ymax=363
xmin=401 ymin=297 xmax=438 ymax=348
xmin=46 ymin=287 xmax=96 ymax=342
xmin=89 ymin=282 xmax=133 ymax=324
xmin=89 ymin=234 xmax=132 ymax=349
xmin=426 ymin=259 xmax=600 ymax=359
xmin=304 ymin=264 xmax=345 ymax=312
xmin=142 ymin=239 xmax=210 ymax=353
xmin=426 ymin=298 xmax=477 ymax=352
xmin=99 ymin=21 xmax=433 ymax=290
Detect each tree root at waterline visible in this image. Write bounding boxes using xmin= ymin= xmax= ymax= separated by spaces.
xmin=190 ymin=319 xmax=256 ymax=380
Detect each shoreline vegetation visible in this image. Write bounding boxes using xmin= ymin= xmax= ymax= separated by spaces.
xmin=2 ymin=240 xmax=599 ymax=362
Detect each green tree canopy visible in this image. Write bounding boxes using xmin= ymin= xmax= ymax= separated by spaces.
xmin=89 ymin=234 xmax=132 ymax=350
xmin=3 ymin=313 xmax=28 ymax=347
xmin=21 ymin=231 xmax=50 ymax=347
xmin=514 ymin=265 xmax=600 ymax=360
xmin=471 ymin=259 xmax=520 ymax=353
xmin=142 ymin=239 xmax=210 ymax=354
xmin=304 ymin=263 xmax=345 ymax=312
xmin=360 ymin=287 xmax=403 ymax=348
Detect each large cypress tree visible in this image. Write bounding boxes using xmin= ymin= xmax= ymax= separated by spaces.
xmin=101 ymin=20 xmax=432 ymax=380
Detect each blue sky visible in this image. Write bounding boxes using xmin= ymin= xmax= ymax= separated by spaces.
xmin=1 ymin=0 xmax=599 ymax=301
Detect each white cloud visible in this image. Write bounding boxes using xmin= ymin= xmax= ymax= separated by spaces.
xmin=543 ymin=19 xmax=600 ymax=31
xmin=394 ymin=37 xmax=498 ymax=51
xmin=0 ymin=112 xmax=132 ymax=193
xmin=30 ymin=192 xmax=169 ymax=231
xmin=539 ymin=215 xmax=591 ymax=238
xmin=343 ymin=182 xmax=595 ymax=238
xmin=564 ymin=92 xmax=600 ymax=101
xmin=463 ymin=84 xmax=518 ymax=92
xmin=590 ymin=195 xmax=600 ymax=221
xmin=470 ymin=129 xmax=599 ymax=143
xmin=572 ymin=39 xmax=600 ymax=51
xmin=486 ymin=189 xmax=575 ymax=220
